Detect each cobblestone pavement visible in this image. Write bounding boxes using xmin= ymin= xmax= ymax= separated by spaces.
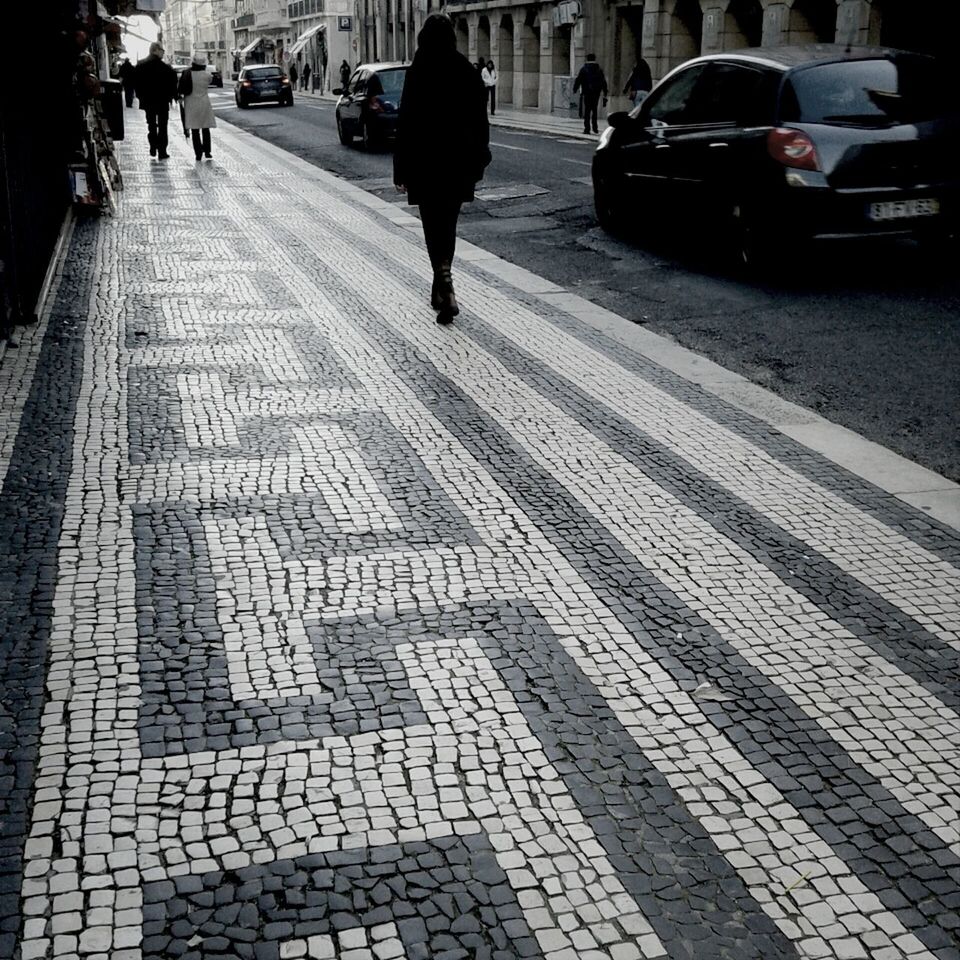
xmin=1 ymin=115 xmax=959 ymax=960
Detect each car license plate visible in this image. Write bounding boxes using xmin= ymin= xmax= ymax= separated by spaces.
xmin=868 ymin=198 xmax=940 ymax=221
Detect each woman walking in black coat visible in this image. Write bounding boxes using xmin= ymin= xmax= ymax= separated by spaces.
xmin=394 ymin=14 xmax=490 ymax=324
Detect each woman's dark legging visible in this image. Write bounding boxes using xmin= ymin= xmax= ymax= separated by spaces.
xmin=419 ymin=200 xmax=462 ymax=271
xmin=191 ymin=128 xmax=212 ymax=158
xmin=487 ymin=86 xmax=496 ymax=114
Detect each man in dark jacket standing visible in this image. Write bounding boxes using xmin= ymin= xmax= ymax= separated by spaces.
xmin=134 ymin=42 xmax=177 ymax=159
xmin=573 ymin=53 xmax=607 ymax=135
xmin=119 ymin=58 xmax=136 ymax=107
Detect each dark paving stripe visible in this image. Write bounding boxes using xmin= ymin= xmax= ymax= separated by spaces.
xmin=0 ymin=222 xmax=93 ymax=958
xmin=266 ymin=173 xmax=960 ymax=710
xmin=457 ymin=314 xmax=960 ymax=711
xmin=227 ymin=191 xmax=960 ymax=955
xmin=142 ymin=834 xmax=546 ymax=960
xmin=475 ymin=601 xmax=798 ymax=960
xmin=235 ymin=136 xmax=960 ymax=569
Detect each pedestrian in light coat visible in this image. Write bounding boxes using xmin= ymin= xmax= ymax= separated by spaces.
xmin=394 ymin=13 xmax=490 ymax=324
xmin=134 ymin=42 xmax=177 ymax=159
xmin=481 ymin=60 xmax=497 ymax=115
xmin=179 ymin=55 xmax=217 ymax=160
xmin=573 ymin=53 xmax=608 ymax=135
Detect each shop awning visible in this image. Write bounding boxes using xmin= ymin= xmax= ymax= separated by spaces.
xmin=288 ymin=24 xmax=325 ymax=57
xmin=239 ymin=37 xmax=264 ymax=58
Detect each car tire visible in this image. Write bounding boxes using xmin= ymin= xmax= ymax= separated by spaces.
xmin=337 ymin=113 xmax=353 ymax=146
xmin=236 ymin=96 xmax=248 ymax=109
xmin=283 ymin=94 xmax=294 ymax=106
xmin=593 ymin=171 xmax=623 ymax=234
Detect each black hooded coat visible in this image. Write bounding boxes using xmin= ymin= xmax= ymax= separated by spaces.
xmin=393 ymin=22 xmax=491 ymax=206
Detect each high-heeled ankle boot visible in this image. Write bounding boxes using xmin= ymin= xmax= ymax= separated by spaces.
xmin=431 ymin=272 xmax=443 ymax=310
xmin=436 ymin=262 xmax=459 ymax=318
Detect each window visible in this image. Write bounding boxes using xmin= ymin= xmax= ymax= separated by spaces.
xmin=780 ymin=56 xmax=952 ymax=126
xmin=688 ymin=63 xmax=778 ymax=126
xmin=644 ymin=64 xmax=708 ymax=125
xmin=368 ymin=69 xmax=405 ymax=97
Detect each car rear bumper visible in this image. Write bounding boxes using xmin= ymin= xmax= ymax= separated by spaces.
xmin=772 ymin=179 xmax=960 ymax=240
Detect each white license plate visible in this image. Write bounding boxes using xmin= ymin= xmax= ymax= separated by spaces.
xmin=868 ymin=198 xmax=940 ymax=221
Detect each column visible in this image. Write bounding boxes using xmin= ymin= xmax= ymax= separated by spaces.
xmin=835 ymin=0 xmax=880 ymax=44
xmin=761 ymin=1 xmax=788 ymax=44
xmin=538 ymin=16 xmax=554 ymax=114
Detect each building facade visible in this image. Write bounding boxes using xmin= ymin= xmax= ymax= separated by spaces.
xmin=436 ymin=0 xmax=951 ymax=117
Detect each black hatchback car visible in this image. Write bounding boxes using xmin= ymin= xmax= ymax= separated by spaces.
xmin=235 ymin=65 xmax=293 ymax=108
xmin=335 ymin=63 xmax=407 ymax=148
xmin=592 ymin=46 xmax=959 ymax=266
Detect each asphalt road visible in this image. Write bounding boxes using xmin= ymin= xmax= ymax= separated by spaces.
xmin=211 ymin=90 xmax=960 ymax=482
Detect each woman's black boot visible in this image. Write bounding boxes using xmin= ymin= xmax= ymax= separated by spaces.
xmin=431 ymin=272 xmax=443 ymax=310
xmin=436 ymin=262 xmax=459 ymax=323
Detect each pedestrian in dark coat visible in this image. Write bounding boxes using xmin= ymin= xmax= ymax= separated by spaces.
xmin=394 ymin=13 xmax=490 ymax=324
xmin=573 ymin=53 xmax=608 ymax=135
xmin=289 ymin=61 xmax=298 ymax=88
xmin=302 ymin=62 xmax=311 ymax=91
xmin=119 ymin=58 xmax=136 ymax=107
xmin=622 ymin=58 xmax=652 ymax=107
xmin=135 ymin=42 xmax=177 ymax=159
xmin=339 ymin=59 xmax=351 ymax=89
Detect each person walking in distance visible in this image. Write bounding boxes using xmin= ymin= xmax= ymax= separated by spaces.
xmin=622 ymin=57 xmax=652 ymax=108
xmin=119 ymin=57 xmax=136 ymax=107
xmin=481 ymin=59 xmax=497 ymax=115
xmin=302 ymin=62 xmax=311 ymax=91
xmin=289 ymin=60 xmax=298 ymax=90
xmin=339 ymin=59 xmax=351 ymax=90
xmin=573 ymin=53 xmax=607 ymax=135
xmin=134 ymin=42 xmax=177 ymax=159
xmin=179 ymin=54 xmax=217 ymax=161
xmin=394 ymin=14 xmax=490 ymax=325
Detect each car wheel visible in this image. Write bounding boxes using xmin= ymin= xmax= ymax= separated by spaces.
xmin=337 ymin=113 xmax=353 ymax=146
xmin=236 ymin=96 xmax=248 ymax=109
xmin=284 ymin=94 xmax=294 ymax=106
xmin=593 ymin=170 xmax=623 ymax=234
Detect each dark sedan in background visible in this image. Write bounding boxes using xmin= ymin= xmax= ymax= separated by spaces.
xmin=235 ymin=65 xmax=293 ymax=108
xmin=335 ymin=63 xmax=407 ymax=148
xmin=592 ymin=46 xmax=958 ymax=267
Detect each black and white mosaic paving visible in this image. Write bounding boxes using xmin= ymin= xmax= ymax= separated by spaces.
xmin=1 ymin=117 xmax=959 ymax=960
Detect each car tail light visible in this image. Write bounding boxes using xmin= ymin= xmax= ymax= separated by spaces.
xmin=767 ymin=128 xmax=820 ymax=171
xmin=241 ymin=80 xmax=252 ymax=87
xmin=281 ymin=77 xmax=290 ymax=85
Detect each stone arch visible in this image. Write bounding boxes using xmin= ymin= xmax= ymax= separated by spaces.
xmin=477 ymin=15 xmax=492 ymax=63
xmin=498 ymin=14 xmax=515 ymax=104
xmin=667 ymin=0 xmax=703 ymax=68
xmin=724 ymin=0 xmax=763 ymax=47
xmin=787 ymin=0 xmax=837 ymax=43
xmin=455 ymin=17 xmax=469 ymax=56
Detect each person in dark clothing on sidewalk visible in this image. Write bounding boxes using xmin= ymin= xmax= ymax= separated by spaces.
xmin=119 ymin=57 xmax=136 ymax=107
xmin=134 ymin=42 xmax=177 ymax=159
xmin=302 ymin=63 xmax=311 ymax=91
xmin=573 ymin=53 xmax=607 ymax=134
xmin=289 ymin=61 xmax=298 ymax=89
xmin=339 ymin=59 xmax=351 ymax=89
xmin=394 ymin=13 xmax=491 ymax=325
xmin=623 ymin=57 xmax=652 ymax=107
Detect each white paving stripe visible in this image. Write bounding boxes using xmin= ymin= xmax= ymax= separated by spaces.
xmin=243 ymin=183 xmax=960 ymax=854
xmin=209 ymin=190 xmax=937 ymax=958
xmin=263 ymin=153 xmax=960 ymax=651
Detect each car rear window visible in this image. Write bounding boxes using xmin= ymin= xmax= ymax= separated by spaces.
xmin=247 ymin=67 xmax=282 ymax=79
xmin=368 ymin=69 xmax=405 ymax=97
xmin=780 ymin=56 xmax=952 ymax=126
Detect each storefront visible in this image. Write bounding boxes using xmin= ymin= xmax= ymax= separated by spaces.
xmin=288 ymin=23 xmax=328 ymax=92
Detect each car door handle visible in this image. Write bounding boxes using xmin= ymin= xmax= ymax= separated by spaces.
xmin=708 ymin=142 xmax=729 ymax=148
xmin=654 ymin=143 xmax=670 ymax=149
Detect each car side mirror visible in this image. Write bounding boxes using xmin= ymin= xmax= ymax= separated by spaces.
xmin=607 ymin=111 xmax=630 ymax=129
xmin=332 ymin=87 xmax=343 ymax=95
